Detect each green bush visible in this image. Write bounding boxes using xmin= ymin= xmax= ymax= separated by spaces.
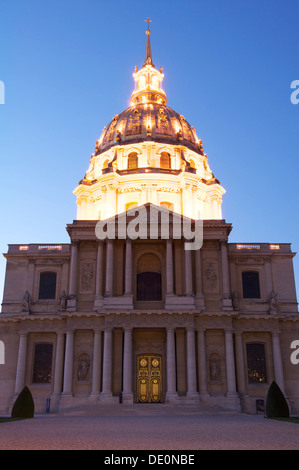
xmin=11 ymin=386 xmax=34 ymax=419
xmin=265 ymin=381 xmax=289 ymax=418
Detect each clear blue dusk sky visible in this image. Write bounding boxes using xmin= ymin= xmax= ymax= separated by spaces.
xmin=0 ymin=0 xmax=298 ymax=304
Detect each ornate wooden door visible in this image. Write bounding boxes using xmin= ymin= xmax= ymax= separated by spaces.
xmin=137 ymin=354 xmax=162 ymax=403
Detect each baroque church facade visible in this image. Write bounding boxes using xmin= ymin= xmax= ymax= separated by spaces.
xmin=1 ymin=25 xmax=298 ymax=415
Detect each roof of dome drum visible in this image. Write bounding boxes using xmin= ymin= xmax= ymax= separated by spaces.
xmin=94 ymin=104 xmax=205 ymax=157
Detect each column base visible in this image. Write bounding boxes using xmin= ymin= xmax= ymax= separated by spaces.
xmin=121 ymin=392 xmax=134 ymax=404
xmin=186 ymin=391 xmax=200 ymax=403
xmin=93 ymin=296 xmax=104 ymax=310
xmin=66 ymin=297 xmax=77 ymax=312
xmin=165 ymin=392 xmax=179 ymax=403
xmin=195 ymin=294 xmax=205 ymax=310
xmin=222 ymin=298 xmax=233 ymax=311
xmin=99 ymin=392 xmax=118 ymax=404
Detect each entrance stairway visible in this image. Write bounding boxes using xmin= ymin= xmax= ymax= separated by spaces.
xmin=56 ymin=402 xmax=241 ymax=417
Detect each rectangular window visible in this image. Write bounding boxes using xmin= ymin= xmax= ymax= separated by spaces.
xmin=246 ymin=343 xmax=267 ymax=384
xmin=242 ymin=271 xmax=261 ymax=298
xmin=32 ymin=343 xmax=53 ymax=383
xmin=38 ymin=272 xmax=57 ymax=299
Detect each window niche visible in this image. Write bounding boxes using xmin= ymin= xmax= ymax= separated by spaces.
xmin=160 ymin=152 xmax=171 ymax=169
xmin=136 ymin=253 xmax=162 ymax=301
xmin=38 ymin=272 xmax=57 ymax=300
xmin=246 ymin=343 xmax=267 ymax=384
xmin=127 ymin=152 xmax=138 ymax=169
xmin=242 ymin=271 xmax=261 ymax=299
xmin=32 ymin=343 xmax=53 ymax=384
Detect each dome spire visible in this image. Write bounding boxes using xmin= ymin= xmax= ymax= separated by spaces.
xmin=144 ymin=17 xmax=154 ymax=67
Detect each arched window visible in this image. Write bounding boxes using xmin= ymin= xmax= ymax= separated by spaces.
xmin=103 ymin=159 xmax=109 ymax=169
xmin=160 ymin=152 xmax=171 ymax=169
xmin=246 ymin=343 xmax=267 ymax=383
xmin=128 ymin=152 xmax=138 ymax=169
xmin=137 ymin=253 xmax=162 ymax=301
xmin=189 ymin=159 xmax=195 ymax=168
xmin=38 ymin=272 xmax=57 ymax=300
xmin=242 ymin=271 xmax=261 ymax=299
xmin=32 ymin=343 xmax=53 ymax=383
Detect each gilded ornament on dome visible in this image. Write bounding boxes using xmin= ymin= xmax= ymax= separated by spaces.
xmin=156 ymin=107 xmax=170 ymax=135
xmin=126 ymin=108 xmax=142 ymax=135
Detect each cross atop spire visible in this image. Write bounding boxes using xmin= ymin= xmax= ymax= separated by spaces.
xmin=145 ymin=17 xmax=152 ymax=31
xmin=144 ymin=17 xmax=154 ymax=67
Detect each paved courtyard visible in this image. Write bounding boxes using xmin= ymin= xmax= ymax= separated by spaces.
xmin=0 ymin=404 xmax=299 ymax=450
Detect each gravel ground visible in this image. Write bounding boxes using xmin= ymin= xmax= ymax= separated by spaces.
xmin=0 ymin=405 xmax=299 ymax=450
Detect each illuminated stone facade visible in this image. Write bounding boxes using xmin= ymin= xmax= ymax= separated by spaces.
xmin=0 ymin=26 xmax=299 ymax=415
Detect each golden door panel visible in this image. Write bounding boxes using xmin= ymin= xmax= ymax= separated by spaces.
xmin=137 ymin=355 xmax=162 ymax=403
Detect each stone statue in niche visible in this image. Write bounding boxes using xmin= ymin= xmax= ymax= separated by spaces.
xmin=209 ymin=354 xmax=222 ymax=382
xmin=77 ymin=354 xmax=90 ymax=382
xmin=268 ymin=290 xmax=278 ymax=314
xmin=59 ymin=291 xmax=67 ymax=311
xmin=231 ymin=291 xmax=240 ymax=310
xmin=22 ymin=291 xmax=32 ymax=313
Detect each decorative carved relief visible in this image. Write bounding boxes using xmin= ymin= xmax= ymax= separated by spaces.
xmin=203 ymin=260 xmax=219 ymax=293
xmin=80 ymin=261 xmax=95 ymax=293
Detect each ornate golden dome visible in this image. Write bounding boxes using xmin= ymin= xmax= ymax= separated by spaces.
xmin=95 ymin=104 xmax=205 ymax=157
xmin=94 ymin=22 xmax=204 ymax=158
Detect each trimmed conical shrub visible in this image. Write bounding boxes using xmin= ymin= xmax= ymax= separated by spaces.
xmin=265 ymin=381 xmax=289 ymax=418
xmin=11 ymin=386 xmax=34 ymax=419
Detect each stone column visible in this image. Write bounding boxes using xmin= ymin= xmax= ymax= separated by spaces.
xmin=234 ymin=331 xmax=247 ymax=397
xmin=105 ymin=240 xmax=114 ymax=297
xmin=225 ymin=329 xmax=237 ymax=396
xmin=67 ymin=241 xmax=79 ymax=310
xmin=221 ymin=241 xmax=232 ymax=310
xmin=166 ymin=239 xmax=174 ymax=295
xmin=272 ymin=331 xmax=285 ymax=393
xmin=94 ymin=241 xmax=104 ymax=310
xmin=196 ymin=328 xmax=209 ymax=398
xmin=124 ymin=239 xmax=133 ymax=296
xmin=195 ymin=248 xmax=205 ymax=309
xmin=14 ymin=332 xmax=28 ymax=394
xmin=184 ymin=249 xmax=193 ymax=296
xmin=62 ymin=330 xmax=74 ymax=395
xmin=186 ymin=328 xmax=199 ymax=399
xmin=101 ymin=328 xmax=113 ymax=399
xmin=166 ymin=328 xmax=177 ymax=401
xmin=91 ymin=330 xmax=102 ymax=396
xmin=95 ymin=241 xmax=104 ymax=298
xmin=68 ymin=241 xmax=79 ymax=297
xmin=122 ymin=328 xmax=133 ymax=403
xmin=53 ymin=332 xmax=65 ymax=395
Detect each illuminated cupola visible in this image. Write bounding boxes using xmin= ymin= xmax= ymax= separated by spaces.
xmin=74 ymin=21 xmax=225 ymax=221
xmin=131 ymin=24 xmax=167 ymax=106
